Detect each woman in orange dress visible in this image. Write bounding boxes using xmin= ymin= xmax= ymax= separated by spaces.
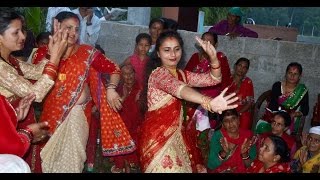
xmin=36 ymin=11 xmax=135 ymax=173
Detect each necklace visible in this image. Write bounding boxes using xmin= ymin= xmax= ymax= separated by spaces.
xmin=166 ymin=67 xmax=178 ymax=78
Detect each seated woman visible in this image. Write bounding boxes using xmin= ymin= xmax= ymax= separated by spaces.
xmin=256 ymin=62 xmax=309 ymax=137
xmin=207 ymin=109 xmax=256 ymax=173
xmin=256 ymin=111 xmax=296 ymax=157
xmin=227 ymin=57 xmax=254 ymax=130
xmin=208 ymin=7 xmax=258 ymax=39
xmin=247 ymin=135 xmax=291 ymax=173
xmin=291 ymin=126 xmax=320 ymax=173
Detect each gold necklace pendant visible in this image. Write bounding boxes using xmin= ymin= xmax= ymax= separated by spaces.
xmin=58 ymin=73 xmax=66 ymax=81
xmin=168 ymin=69 xmax=178 ymax=78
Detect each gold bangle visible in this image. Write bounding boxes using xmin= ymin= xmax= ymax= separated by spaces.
xmin=201 ymin=95 xmax=213 ymax=113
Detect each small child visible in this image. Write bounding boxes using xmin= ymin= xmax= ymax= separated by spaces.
xmin=30 ymin=32 xmax=50 ymax=64
xmin=121 ymin=33 xmax=152 ymax=87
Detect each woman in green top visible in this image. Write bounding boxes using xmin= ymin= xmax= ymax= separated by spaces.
xmin=207 ymin=109 xmax=256 ymax=173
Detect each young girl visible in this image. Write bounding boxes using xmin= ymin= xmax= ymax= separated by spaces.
xmin=122 ymin=33 xmax=152 ymax=87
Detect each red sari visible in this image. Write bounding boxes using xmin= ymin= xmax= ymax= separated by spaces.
xmin=38 ymin=45 xmax=135 ymax=156
xmin=139 ymin=67 xmax=218 ymax=172
xmin=247 ymin=159 xmax=291 ymax=173
xmin=112 ymin=82 xmax=143 ymax=169
xmin=0 ymin=95 xmax=30 ymax=156
xmin=227 ymin=77 xmax=254 ymax=130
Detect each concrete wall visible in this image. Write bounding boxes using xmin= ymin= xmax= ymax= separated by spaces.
xmin=297 ymin=35 xmax=320 ymax=45
xmin=97 ymin=21 xmax=320 ymax=131
xmin=243 ymin=24 xmax=298 ymax=42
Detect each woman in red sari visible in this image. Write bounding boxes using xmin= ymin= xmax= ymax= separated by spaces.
xmin=0 ymin=8 xmax=67 ymax=172
xmin=138 ymin=30 xmax=239 ymax=173
xmin=228 ymin=57 xmax=254 ymax=130
xmin=37 ymin=11 xmax=135 ymax=173
xmin=247 ymin=135 xmax=291 ymax=173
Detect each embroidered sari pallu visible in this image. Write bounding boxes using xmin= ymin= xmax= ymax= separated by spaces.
xmin=139 ymin=97 xmax=193 ymax=173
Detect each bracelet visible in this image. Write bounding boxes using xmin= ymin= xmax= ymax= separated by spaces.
xmin=17 ymin=128 xmax=34 ymax=142
xmin=201 ymin=95 xmax=213 ymax=113
xmin=45 ymin=62 xmax=58 ymax=71
xmin=211 ymin=63 xmax=221 ymax=70
xmin=107 ymin=83 xmax=117 ymax=88
xmin=43 ymin=67 xmax=58 ymax=80
xmin=24 ymin=127 xmax=34 ymax=139
xmin=106 ymin=86 xmax=116 ymax=89
xmin=241 ymin=154 xmax=250 ymax=160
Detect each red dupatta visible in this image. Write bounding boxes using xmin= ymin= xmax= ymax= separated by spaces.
xmin=138 ymin=95 xmax=181 ymax=172
xmin=214 ymin=128 xmax=253 ymax=173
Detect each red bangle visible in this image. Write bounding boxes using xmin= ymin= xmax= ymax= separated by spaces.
xmin=211 ymin=63 xmax=221 ymax=70
xmin=17 ymin=127 xmax=33 ymax=142
xmin=24 ymin=127 xmax=34 ymax=140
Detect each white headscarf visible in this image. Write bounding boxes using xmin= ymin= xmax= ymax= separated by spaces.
xmin=309 ymin=126 xmax=320 ymax=135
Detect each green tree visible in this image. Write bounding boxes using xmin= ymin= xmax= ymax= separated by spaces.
xmin=15 ymin=7 xmax=47 ymax=37
xmin=151 ymin=7 xmax=162 ymax=20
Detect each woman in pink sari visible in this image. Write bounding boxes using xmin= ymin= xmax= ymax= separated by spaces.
xmin=138 ymin=30 xmax=239 ymax=173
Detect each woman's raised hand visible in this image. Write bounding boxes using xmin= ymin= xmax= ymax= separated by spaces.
xmin=195 ymin=36 xmax=217 ymax=62
xmin=210 ymin=88 xmax=238 ymax=114
xmin=48 ymin=19 xmax=69 ymax=66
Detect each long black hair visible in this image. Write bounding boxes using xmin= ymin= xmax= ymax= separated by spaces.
xmin=268 ymin=135 xmax=290 ymax=163
xmin=140 ymin=30 xmax=185 ymax=114
xmin=55 ymin=11 xmax=80 ymax=24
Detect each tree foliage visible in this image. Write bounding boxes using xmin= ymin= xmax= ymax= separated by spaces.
xmin=14 ymin=7 xmax=47 ymax=37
